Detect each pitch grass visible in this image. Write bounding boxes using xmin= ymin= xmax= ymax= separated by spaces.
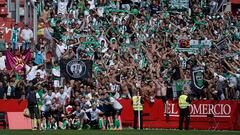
xmin=0 ymin=129 xmax=240 ymax=135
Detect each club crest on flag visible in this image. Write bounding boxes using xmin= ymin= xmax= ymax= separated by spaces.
xmin=60 ymin=59 xmax=93 ymax=80
xmin=191 ymin=66 xmax=205 ymax=90
xmin=66 ymin=60 xmax=87 ymax=79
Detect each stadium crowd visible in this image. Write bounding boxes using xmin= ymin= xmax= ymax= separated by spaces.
xmin=0 ymin=0 xmax=239 ymax=130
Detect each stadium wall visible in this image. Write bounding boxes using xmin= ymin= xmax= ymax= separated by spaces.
xmin=0 ymin=99 xmax=239 ymax=130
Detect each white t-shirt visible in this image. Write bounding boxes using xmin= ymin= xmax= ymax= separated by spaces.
xmin=52 ymin=67 xmax=60 ymax=77
xmin=109 ymin=97 xmax=122 ymax=110
xmin=64 ymin=85 xmax=72 ymax=97
xmin=86 ymin=93 xmax=92 ymax=100
xmin=0 ymin=56 xmax=6 ymax=70
xmin=44 ymin=92 xmax=56 ymax=104
xmin=56 ymin=92 xmax=68 ymax=105
xmin=21 ymin=28 xmax=33 ymax=41
xmin=210 ymin=0 xmax=217 ymax=6
xmin=42 ymin=93 xmax=56 ymax=112
xmin=97 ymin=7 xmax=104 ymax=17
xmin=25 ymin=65 xmax=38 ymax=81
xmin=109 ymin=83 xmax=120 ymax=92
xmin=86 ymin=108 xmax=102 ymax=121
xmin=37 ymin=69 xmax=47 ymax=79
xmin=58 ymin=0 xmax=68 ymax=14
xmin=56 ymin=43 xmax=67 ymax=58
xmin=85 ymin=100 xmax=92 ymax=108
xmin=229 ymin=73 xmax=240 ymax=87
xmin=236 ymin=74 xmax=240 ymax=78
xmin=88 ymin=0 xmax=95 ymax=9
xmin=214 ymin=73 xmax=226 ymax=82
xmin=72 ymin=110 xmax=89 ymax=120
xmin=132 ymin=0 xmax=141 ymax=3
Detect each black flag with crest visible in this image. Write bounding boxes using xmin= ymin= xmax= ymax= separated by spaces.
xmin=60 ymin=59 xmax=93 ymax=80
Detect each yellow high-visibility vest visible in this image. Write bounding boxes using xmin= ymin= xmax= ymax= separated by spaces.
xmin=132 ymin=96 xmax=143 ymax=111
xmin=178 ymin=94 xmax=190 ymax=109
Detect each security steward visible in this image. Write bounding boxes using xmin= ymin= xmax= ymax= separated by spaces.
xmin=132 ymin=91 xmax=144 ymax=129
xmin=178 ymin=91 xmax=191 ymax=130
xmin=26 ymin=85 xmax=41 ymax=131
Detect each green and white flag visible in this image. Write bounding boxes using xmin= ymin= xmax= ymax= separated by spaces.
xmin=191 ymin=66 xmax=205 ymax=90
xmin=175 ymin=48 xmax=198 ymax=54
xmin=175 ymin=80 xmax=191 ymax=92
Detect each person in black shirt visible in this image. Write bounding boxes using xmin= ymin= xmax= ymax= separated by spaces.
xmin=121 ymin=0 xmax=132 ymax=10
xmin=52 ymin=21 xmax=66 ymax=41
xmin=94 ymin=47 xmax=103 ymax=60
xmin=98 ymin=91 xmax=114 ymax=129
xmin=26 ymin=87 xmax=41 ymax=130
xmin=32 ymin=72 xmax=44 ymax=86
xmin=15 ymin=79 xmax=26 ymax=99
xmin=178 ymin=90 xmax=192 ymax=130
xmin=0 ymin=82 xmax=5 ymax=99
xmin=150 ymin=1 xmax=160 ymax=15
xmin=171 ymin=64 xmax=181 ymax=81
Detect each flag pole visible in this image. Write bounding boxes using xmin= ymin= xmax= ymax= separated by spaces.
xmin=137 ymin=92 xmax=140 ymax=130
xmin=138 ymin=106 xmax=140 ymax=130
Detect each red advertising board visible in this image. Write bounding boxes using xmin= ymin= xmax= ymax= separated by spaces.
xmin=0 ymin=99 xmax=239 ymax=130
xmin=0 ymin=99 xmax=27 ymax=112
xmin=119 ymin=99 xmax=240 ymax=130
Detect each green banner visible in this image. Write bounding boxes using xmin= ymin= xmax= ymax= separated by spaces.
xmin=175 ymin=80 xmax=191 ymax=92
xmin=105 ymin=8 xmax=130 ymax=14
xmin=190 ymin=40 xmax=212 ymax=48
xmin=175 ymin=48 xmax=199 ymax=54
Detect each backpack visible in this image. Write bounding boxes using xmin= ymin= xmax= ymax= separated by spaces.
xmin=27 ymin=91 xmax=37 ymax=107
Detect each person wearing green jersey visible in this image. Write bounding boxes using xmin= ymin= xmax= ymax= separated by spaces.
xmin=10 ymin=24 xmax=20 ymax=51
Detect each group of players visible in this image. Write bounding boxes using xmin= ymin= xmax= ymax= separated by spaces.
xmin=26 ymin=84 xmax=123 ymax=131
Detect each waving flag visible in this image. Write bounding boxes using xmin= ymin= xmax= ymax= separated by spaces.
xmin=60 ymin=59 xmax=93 ymax=80
xmin=191 ymin=66 xmax=205 ymax=90
xmin=6 ymin=49 xmax=32 ymax=72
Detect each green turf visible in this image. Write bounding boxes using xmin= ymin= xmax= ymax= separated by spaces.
xmin=0 ymin=129 xmax=240 ymax=135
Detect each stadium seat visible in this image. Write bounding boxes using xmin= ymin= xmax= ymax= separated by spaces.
xmin=0 ymin=7 xmax=8 ymax=15
xmin=0 ymin=112 xmax=7 ymax=129
xmin=20 ymin=0 xmax=24 ymax=6
xmin=6 ymin=17 xmax=14 ymax=22
xmin=0 ymin=0 xmax=6 ymax=5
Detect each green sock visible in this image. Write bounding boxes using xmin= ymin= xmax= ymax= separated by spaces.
xmin=98 ymin=119 xmax=102 ymax=129
xmin=62 ymin=121 xmax=68 ymax=129
xmin=116 ymin=120 xmax=120 ymax=128
xmin=114 ymin=119 xmax=118 ymax=128
xmin=47 ymin=122 xmax=51 ymax=129
xmin=73 ymin=121 xmax=80 ymax=128
xmin=104 ymin=120 xmax=107 ymax=128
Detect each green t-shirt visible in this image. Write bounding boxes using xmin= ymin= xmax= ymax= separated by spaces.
xmin=163 ymin=59 xmax=169 ymax=69
xmin=37 ymin=89 xmax=44 ymax=106
xmin=11 ymin=28 xmax=19 ymax=42
xmin=131 ymin=8 xmax=139 ymax=15
xmin=0 ymin=39 xmax=6 ymax=51
xmin=78 ymin=1 xmax=85 ymax=14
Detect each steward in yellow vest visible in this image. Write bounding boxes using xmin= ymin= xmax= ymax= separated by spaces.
xmin=179 ymin=95 xmax=190 ymax=109
xmin=132 ymin=91 xmax=144 ymax=129
xmin=132 ymin=96 xmax=143 ymax=111
xmin=178 ymin=91 xmax=191 ymax=130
